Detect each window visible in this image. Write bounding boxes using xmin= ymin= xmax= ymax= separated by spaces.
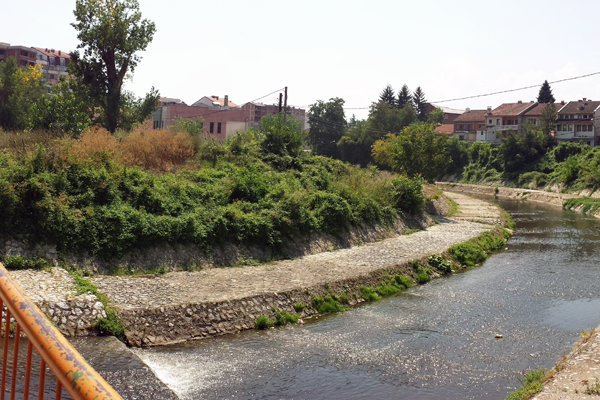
xmin=49 ymin=57 xmax=55 ymax=66
xmin=488 ymin=119 xmax=492 ymax=124
xmin=60 ymin=58 xmax=65 ymax=67
xmin=496 ymin=119 xmax=501 ymax=125
xmin=576 ymin=125 xmax=582 ymax=132
xmin=21 ymin=51 xmax=28 ymax=56
xmin=455 ymin=124 xmax=459 ymax=130
xmin=0 ymin=50 xmax=5 ymax=55
xmin=217 ymin=122 xmax=222 ymax=134
xmin=210 ymin=122 xmax=214 ymax=133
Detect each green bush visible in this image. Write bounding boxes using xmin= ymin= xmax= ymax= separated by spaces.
xmin=255 ymin=315 xmax=275 ymax=330
xmin=388 ymin=175 xmax=425 ymax=214
xmin=394 ymin=275 xmax=414 ymax=288
xmin=448 ymin=242 xmax=486 ymax=267
xmin=416 ymin=272 xmax=430 ymax=284
xmin=360 ymin=287 xmax=381 ymax=302
xmin=293 ymin=302 xmax=307 ymax=312
xmin=2 ymin=256 xmax=49 ymax=270
xmin=428 ymin=254 xmax=452 ymax=274
xmin=506 ymin=369 xmax=545 ymax=400
xmin=311 ymin=295 xmax=344 ymax=314
xmin=272 ymin=308 xmax=299 ymax=326
xmin=376 ymin=284 xmax=401 ymax=297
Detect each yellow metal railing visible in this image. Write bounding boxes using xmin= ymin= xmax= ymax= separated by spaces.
xmin=0 ymin=262 xmax=123 ymax=399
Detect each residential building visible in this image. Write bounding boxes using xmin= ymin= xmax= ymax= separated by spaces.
xmin=191 ymin=95 xmax=239 ymax=109
xmin=0 ymin=43 xmax=37 ymax=67
xmin=522 ymin=102 xmax=565 ymax=127
xmin=555 ymin=99 xmax=600 ymax=146
xmin=478 ymin=101 xmax=538 ymax=144
xmin=152 ymin=103 xmax=250 ymax=140
xmin=33 ymin=48 xmax=70 ymax=84
xmin=453 ymin=109 xmax=487 ymax=142
xmin=426 ymin=103 xmax=464 ymax=124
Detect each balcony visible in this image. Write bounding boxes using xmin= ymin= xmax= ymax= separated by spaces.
xmin=501 ymin=124 xmax=519 ymax=131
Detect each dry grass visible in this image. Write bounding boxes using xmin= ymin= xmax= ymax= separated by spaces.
xmin=1 ymin=126 xmax=197 ymax=172
xmin=0 ymin=129 xmax=66 ymax=156
xmin=121 ymin=129 xmax=194 ymax=171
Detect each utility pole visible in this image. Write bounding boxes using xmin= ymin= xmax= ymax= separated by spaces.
xmin=278 ymin=93 xmax=283 ymax=114
xmin=283 ymin=86 xmax=288 ymax=122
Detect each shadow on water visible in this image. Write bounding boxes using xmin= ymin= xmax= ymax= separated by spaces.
xmin=85 ymin=197 xmax=600 ymax=400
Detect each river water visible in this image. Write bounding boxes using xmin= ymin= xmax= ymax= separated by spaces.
xmin=92 ymin=198 xmax=600 ymax=399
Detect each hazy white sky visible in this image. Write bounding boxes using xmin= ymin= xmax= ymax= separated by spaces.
xmin=3 ymin=0 xmax=600 ymax=120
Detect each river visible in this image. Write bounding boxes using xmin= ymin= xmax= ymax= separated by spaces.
xmin=86 ymin=197 xmax=600 ymax=399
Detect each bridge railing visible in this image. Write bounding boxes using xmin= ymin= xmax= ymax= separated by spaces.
xmin=0 ymin=262 xmax=123 ymax=400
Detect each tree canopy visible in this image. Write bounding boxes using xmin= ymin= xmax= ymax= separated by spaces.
xmin=537 ymin=80 xmax=555 ymax=103
xmin=397 ymin=84 xmax=412 ymax=109
xmin=0 ymin=58 xmax=45 ymax=131
xmin=540 ymin=102 xmax=558 ymax=136
xmin=372 ymin=122 xmax=450 ymax=182
xmin=308 ymin=98 xmax=346 ymax=158
xmin=69 ymin=0 xmax=159 ymax=132
xmin=379 ymin=84 xmax=396 ymax=108
xmin=412 ymin=86 xmax=428 ymax=122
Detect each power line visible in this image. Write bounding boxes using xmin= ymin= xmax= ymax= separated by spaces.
xmin=431 ymin=71 xmax=600 ymax=103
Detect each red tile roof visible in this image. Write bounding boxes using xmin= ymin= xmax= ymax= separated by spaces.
xmin=33 ymin=47 xmax=70 ymax=59
xmin=207 ymin=96 xmax=240 ymax=108
xmin=524 ymin=103 xmax=562 ymax=116
xmin=435 ymin=124 xmax=454 ymax=135
xmin=491 ymin=102 xmax=537 ymax=116
xmin=453 ymin=109 xmax=487 ymax=122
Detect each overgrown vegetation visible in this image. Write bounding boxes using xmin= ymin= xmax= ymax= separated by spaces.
xmin=448 ymin=229 xmax=510 ymax=267
xmin=1 ymin=255 xmax=50 ymax=271
xmin=0 ymin=126 xmax=425 ymax=265
xmin=70 ymin=271 xmax=125 ymax=340
xmin=505 ymin=369 xmax=546 ymax=400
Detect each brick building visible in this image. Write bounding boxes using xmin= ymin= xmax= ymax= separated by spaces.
xmin=0 ymin=43 xmax=37 ymax=67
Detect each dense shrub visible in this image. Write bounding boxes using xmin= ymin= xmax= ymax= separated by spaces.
xmin=0 ymin=128 xmax=427 ymax=264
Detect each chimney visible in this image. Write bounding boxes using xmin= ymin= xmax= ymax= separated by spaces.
xmin=579 ymin=99 xmax=583 ymax=102
xmin=212 ymin=95 xmax=218 ymax=100
xmin=561 ymin=100 xmax=565 ymax=105
xmin=518 ymin=100 xmax=522 ymax=104
xmin=487 ymin=106 xmax=492 ymax=113
xmin=583 ymin=98 xmax=587 ymax=102
xmin=224 ymin=95 xmax=229 ymax=107
xmin=45 ymin=48 xmax=48 ymax=52
xmin=58 ymin=50 xmax=61 ymax=55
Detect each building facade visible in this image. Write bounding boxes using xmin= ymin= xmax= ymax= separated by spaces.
xmin=33 ymin=48 xmax=70 ymax=84
xmin=555 ymin=99 xmax=600 ymax=146
xmin=0 ymin=43 xmax=37 ymax=67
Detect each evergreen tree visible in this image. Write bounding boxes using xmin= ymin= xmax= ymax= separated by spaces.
xmin=379 ymin=84 xmax=396 ymax=107
xmin=397 ymin=84 xmax=412 ymax=109
xmin=412 ymin=86 xmax=428 ymax=122
xmin=537 ymin=80 xmax=555 ymax=103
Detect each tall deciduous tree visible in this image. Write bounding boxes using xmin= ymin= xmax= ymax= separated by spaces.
xmin=537 ymin=80 xmax=555 ymax=103
xmin=397 ymin=84 xmax=412 ymax=109
xmin=69 ymin=0 xmax=158 ymax=132
xmin=308 ymin=98 xmax=346 ymax=157
xmin=0 ymin=58 xmax=45 ymax=131
xmin=372 ymin=122 xmax=450 ymax=182
xmin=412 ymin=86 xmax=428 ymax=122
xmin=379 ymin=84 xmax=396 ymax=107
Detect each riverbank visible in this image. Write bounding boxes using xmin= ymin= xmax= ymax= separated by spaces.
xmin=91 ymin=191 xmax=507 ymax=346
xmin=4 ymin=191 xmax=508 ymax=346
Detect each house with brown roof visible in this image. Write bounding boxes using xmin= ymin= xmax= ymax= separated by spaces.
xmin=522 ymin=102 xmax=566 ymax=127
xmin=479 ymin=101 xmax=538 ymax=144
xmin=452 ymin=109 xmax=487 ymax=142
xmin=555 ymin=99 xmax=600 ymax=146
xmin=33 ymin=47 xmax=70 ymax=84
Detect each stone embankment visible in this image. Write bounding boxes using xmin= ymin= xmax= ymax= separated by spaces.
xmin=4 ymin=191 xmax=504 ymax=345
xmin=436 ymin=182 xmax=578 ymax=208
xmin=88 ymin=191 xmax=505 ymax=346
xmin=532 ymin=330 xmax=600 ymax=399
xmin=8 ymin=268 xmax=106 ymax=336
